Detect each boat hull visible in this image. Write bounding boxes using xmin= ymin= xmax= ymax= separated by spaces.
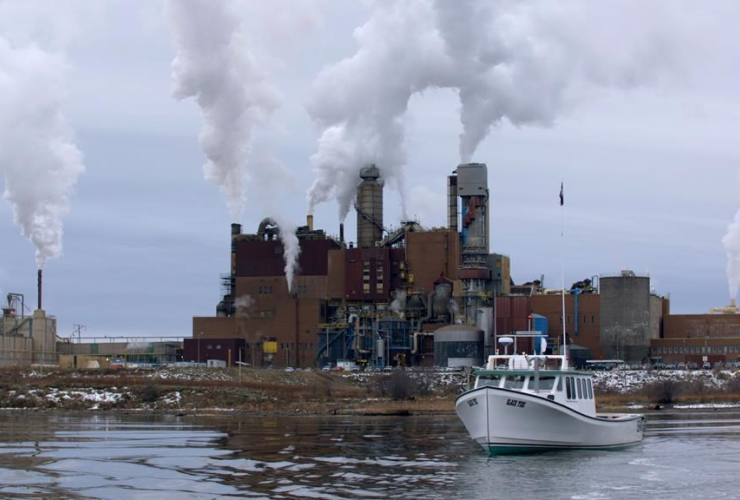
xmin=455 ymin=387 xmax=644 ymax=454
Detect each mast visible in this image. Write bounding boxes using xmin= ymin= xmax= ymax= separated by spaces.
xmin=560 ymin=181 xmax=567 ymax=369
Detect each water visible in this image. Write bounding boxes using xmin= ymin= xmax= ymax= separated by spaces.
xmin=0 ymin=409 xmax=739 ymax=499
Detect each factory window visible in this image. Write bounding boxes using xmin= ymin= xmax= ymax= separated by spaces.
xmin=566 ymin=316 xmax=570 ymax=324
xmin=591 ymin=316 xmax=595 ymax=324
xmin=583 ymin=316 xmax=586 ymax=324
xmin=207 ymin=345 xmax=213 ymax=350
xmin=216 ymin=345 xmax=221 ymax=349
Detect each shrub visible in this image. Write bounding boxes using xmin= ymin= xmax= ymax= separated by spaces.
xmin=378 ymin=370 xmax=417 ymax=400
xmin=646 ymin=380 xmax=681 ymax=405
xmin=141 ymin=385 xmax=160 ymax=403
xmin=725 ymin=375 xmax=740 ymax=394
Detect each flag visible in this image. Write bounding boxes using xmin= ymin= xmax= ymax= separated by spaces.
xmin=559 ymin=182 xmax=564 ymax=206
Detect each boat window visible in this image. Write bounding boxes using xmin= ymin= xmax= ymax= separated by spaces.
xmin=504 ymin=375 xmax=526 ymax=390
xmin=556 ymin=376 xmax=563 ymax=392
xmin=568 ymin=377 xmax=576 ymax=400
xmin=476 ymin=375 xmax=501 ymax=388
xmin=534 ymin=376 xmax=556 ymax=391
xmin=565 ymin=377 xmax=572 ymax=399
xmin=587 ymin=379 xmax=594 ymax=399
xmin=576 ymin=378 xmax=583 ymax=399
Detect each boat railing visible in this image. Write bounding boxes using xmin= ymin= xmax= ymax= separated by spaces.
xmin=484 ymin=354 xmax=568 ymax=371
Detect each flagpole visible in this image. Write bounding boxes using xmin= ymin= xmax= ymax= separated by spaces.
xmin=560 ymin=181 xmax=567 ymax=368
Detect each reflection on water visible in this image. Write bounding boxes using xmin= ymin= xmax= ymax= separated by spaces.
xmin=0 ymin=410 xmax=739 ymax=499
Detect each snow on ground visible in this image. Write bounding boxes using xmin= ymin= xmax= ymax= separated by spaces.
xmin=43 ymin=388 xmax=128 ymax=404
xmin=594 ymin=369 xmax=740 ymax=394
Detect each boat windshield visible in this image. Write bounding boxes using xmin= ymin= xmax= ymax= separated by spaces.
xmin=527 ymin=375 xmax=557 ymax=391
xmin=476 ymin=375 xmax=501 ymax=388
xmin=503 ymin=375 xmax=526 ymax=390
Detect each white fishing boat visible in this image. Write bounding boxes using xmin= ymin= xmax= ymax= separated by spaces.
xmin=455 ymin=352 xmax=645 ymax=454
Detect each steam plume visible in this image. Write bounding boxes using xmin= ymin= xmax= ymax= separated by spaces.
xmin=167 ymin=0 xmax=301 ymax=291
xmin=434 ymin=0 xmax=677 ymax=163
xmin=0 ymin=36 xmax=84 ymax=268
xmin=167 ymin=0 xmax=280 ymax=221
xmin=306 ymin=0 xmax=453 ymax=221
xmin=307 ymin=0 xmax=681 ymax=213
xmin=723 ymin=174 xmax=740 ymax=301
xmin=273 ymin=215 xmax=300 ymax=292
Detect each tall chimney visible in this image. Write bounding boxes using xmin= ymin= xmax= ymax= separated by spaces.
xmin=307 ymin=214 xmax=314 ymax=231
xmin=447 ymin=174 xmax=458 ymax=232
xmin=37 ymin=269 xmax=42 ymax=310
xmin=356 ymin=165 xmax=383 ymax=248
xmin=339 ymin=223 xmax=345 ymax=243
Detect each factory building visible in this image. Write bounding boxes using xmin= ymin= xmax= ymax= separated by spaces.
xmin=191 ymin=163 xmax=515 ymax=369
xmin=650 ymin=303 xmax=740 ymax=366
xmin=527 ymin=272 xmax=668 ymax=365
xmin=190 ymin=162 xmax=690 ymax=369
xmin=57 ymin=339 xmax=181 ymax=368
xmin=1 ymin=274 xmax=58 ymax=367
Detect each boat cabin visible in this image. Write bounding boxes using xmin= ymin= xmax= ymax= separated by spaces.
xmin=471 ymin=354 xmax=597 ymax=417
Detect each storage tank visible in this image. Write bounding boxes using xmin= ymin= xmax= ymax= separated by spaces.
xmin=433 ymin=325 xmax=484 ymax=368
xmin=477 ymin=307 xmax=493 ymax=354
xmin=356 ymin=165 xmax=383 ymax=248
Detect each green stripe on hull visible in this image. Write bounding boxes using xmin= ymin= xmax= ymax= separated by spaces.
xmin=487 ymin=441 xmax=642 ymax=456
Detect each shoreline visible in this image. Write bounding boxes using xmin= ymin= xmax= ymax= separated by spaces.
xmin=1 ymin=365 xmax=739 ymax=416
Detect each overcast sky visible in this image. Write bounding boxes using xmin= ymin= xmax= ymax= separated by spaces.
xmin=1 ymin=1 xmax=740 ymax=340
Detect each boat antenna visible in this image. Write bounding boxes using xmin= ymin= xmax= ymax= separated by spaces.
xmin=560 ymin=181 xmax=567 ymax=369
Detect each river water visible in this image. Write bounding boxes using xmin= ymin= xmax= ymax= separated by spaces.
xmin=0 ymin=409 xmax=739 ymax=499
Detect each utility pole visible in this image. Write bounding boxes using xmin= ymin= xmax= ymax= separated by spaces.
xmin=72 ymin=324 xmax=86 ymax=343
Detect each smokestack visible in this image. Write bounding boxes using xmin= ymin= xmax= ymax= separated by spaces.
xmin=230 ymin=224 xmax=241 ymax=277
xmin=356 ymin=165 xmax=383 ymax=249
xmin=37 ymin=269 xmax=42 ymax=311
xmin=307 ymin=215 xmax=313 ymax=231
xmin=447 ymin=174 xmax=458 ymax=232
xmin=339 ymin=223 xmax=345 ymax=243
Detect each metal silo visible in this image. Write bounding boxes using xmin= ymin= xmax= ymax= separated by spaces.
xmin=355 ymin=165 xmax=383 ymax=249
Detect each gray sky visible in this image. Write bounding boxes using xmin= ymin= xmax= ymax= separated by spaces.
xmin=1 ymin=1 xmax=740 ymax=340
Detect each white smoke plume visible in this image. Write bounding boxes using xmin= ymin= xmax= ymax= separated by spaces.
xmin=250 ymin=154 xmax=302 ymax=293
xmin=722 ymin=174 xmax=740 ymax=302
xmin=306 ymin=0 xmax=454 ymax=221
xmin=0 ymin=36 xmax=84 ymax=268
xmin=167 ymin=0 xmax=302 ymax=291
xmin=167 ymin=0 xmax=280 ymax=221
xmin=433 ymin=0 xmax=680 ymax=163
xmin=272 ymin=215 xmax=300 ymax=293
xmin=307 ymin=0 xmax=683 ymax=214
xmin=389 ymin=289 xmax=407 ymax=319
xmin=234 ymin=294 xmax=255 ymax=318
